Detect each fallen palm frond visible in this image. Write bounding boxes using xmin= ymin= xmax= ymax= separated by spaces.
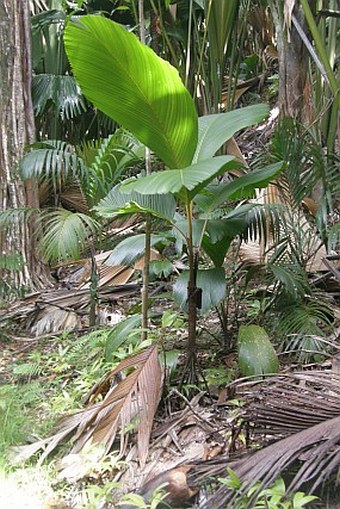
xmin=0 ymin=283 xmax=140 ymax=335
xmin=11 ymin=344 xmax=163 ymax=474
xmin=190 ymin=371 xmax=340 ymax=508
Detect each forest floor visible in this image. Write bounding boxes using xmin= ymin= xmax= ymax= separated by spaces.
xmin=1 ymin=276 xmax=340 ymax=509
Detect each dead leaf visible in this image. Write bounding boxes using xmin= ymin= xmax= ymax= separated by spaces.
xmin=14 ymin=345 xmax=163 ymax=474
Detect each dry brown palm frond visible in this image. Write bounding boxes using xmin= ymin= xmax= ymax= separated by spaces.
xmin=12 ymin=344 xmax=162 ymax=474
xmin=237 ymin=370 xmax=340 ymax=438
xmin=191 ymin=371 xmax=340 ymax=508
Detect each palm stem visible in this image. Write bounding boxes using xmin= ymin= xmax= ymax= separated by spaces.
xmin=139 ymin=0 xmax=152 ymax=340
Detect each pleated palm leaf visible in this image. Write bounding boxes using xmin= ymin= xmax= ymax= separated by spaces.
xmin=19 ymin=131 xmax=144 ymax=263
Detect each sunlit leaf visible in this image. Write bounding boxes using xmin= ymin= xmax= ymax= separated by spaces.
xmin=65 ymin=15 xmax=198 ymax=169
xmin=95 ymin=185 xmax=176 ymax=222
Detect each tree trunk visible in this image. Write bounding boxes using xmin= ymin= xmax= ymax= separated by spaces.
xmin=270 ymin=0 xmax=316 ymax=122
xmin=0 ymin=0 xmax=49 ymax=292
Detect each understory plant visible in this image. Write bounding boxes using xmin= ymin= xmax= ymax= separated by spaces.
xmin=64 ymin=15 xmax=282 ymax=380
xmin=246 ymin=118 xmax=337 ymax=360
xmin=220 ymin=470 xmax=318 ymax=509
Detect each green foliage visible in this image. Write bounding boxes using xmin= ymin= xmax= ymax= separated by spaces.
xmin=32 ymin=74 xmax=86 ymax=121
xmin=196 ymin=163 xmax=283 ymax=213
xmin=219 ymin=470 xmax=319 ymax=509
xmin=105 ymin=234 xmax=167 ymax=266
xmin=105 ymin=314 xmax=142 ymax=361
xmin=121 ymin=155 xmax=237 ymax=200
xmin=238 ymin=325 xmax=279 ymax=376
xmin=0 ymin=383 xmax=45 ymax=470
xmin=173 ymin=267 xmax=226 ymax=314
xmin=64 ymin=11 xmax=281 ymax=338
xmin=194 ymin=105 xmax=269 ymax=162
xmin=95 ymin=185 xmax=177 ymax=222
xmin=65 ymin=15 xmax=198 ymax=169
xmin=0 ymin=208 xmax=36 ymax=231
xmin=39 ymin=209 xmax=98 ymax=263
xmin=118 ymin=485 xmax=168 ymax=508
xmin=20 ymin=140 xmax=88 ymax=187
xmin=81 ymin=130 xmax=144 ymax=205
xmin=276 ymin=299 xmax=334 ymax=361
xmin=327 ymin=221 xmax=340 ymax=253
xmin=85 ymin=480 xmax=121 ymax=509
xmin=18 ymin=130 xmax=146 ymax=264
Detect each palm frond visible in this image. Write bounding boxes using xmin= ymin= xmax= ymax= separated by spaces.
xmin=86 ymin=131 xmax=144 ymax=203
xmin=29 ymin=0 xmax=48 ymax=15
xmin=268 ymin=262 xmax=310 ymax=300
xmin=194 ymin=371 xmax=340 ymax=509
xmin=20 ymin=140 xmax=88 ymax=190
xmin=14 ymin=345 xmax=163 ymax=471
xmin=241 ymin=203 xmax=285 ymax=250
xmin=277 ymin=298 xmax=334 ymax=361
xmin=31 ymin=9 xmax=65 ymax=31
xmin=32 ymin=74 xmax=86 ymax=120
xmin=39 ymin=209 xmax=98 ymax=263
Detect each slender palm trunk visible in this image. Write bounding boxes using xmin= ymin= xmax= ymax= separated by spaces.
xmin=139 ymin=0 xmax=152 ymax=340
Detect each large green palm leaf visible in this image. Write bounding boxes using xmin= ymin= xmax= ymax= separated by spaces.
xmin=64 ymin=15 xmax=198 ymax=169
xmin=120 ymin=155 xmax=236 ymax=200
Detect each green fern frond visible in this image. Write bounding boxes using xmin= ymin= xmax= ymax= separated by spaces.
xmin=68 ymin=329 xmax=109 ymax=361
xmin=12 ymin=363 xmax=43 ymax=379
xmin=39 ymin=209 xmax=99 ymax=263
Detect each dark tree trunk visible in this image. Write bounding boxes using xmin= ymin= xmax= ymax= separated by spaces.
xmin=0 ymin=0 xmax=49 ymax=292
